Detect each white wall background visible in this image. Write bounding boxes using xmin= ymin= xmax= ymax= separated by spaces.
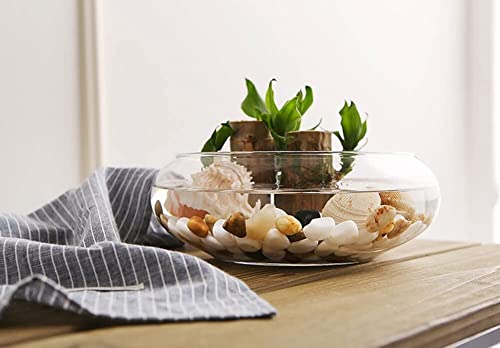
xmin=0 ymin=0 xmax=82 ymax=213
xmin=0 ymin=0 xmax=496 ymax=242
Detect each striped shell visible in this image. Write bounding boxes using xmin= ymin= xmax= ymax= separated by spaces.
xmin=379 ymin=192 xmax=415 ymax=219
xmin=321 ymin=192 xmax=381 ymax=227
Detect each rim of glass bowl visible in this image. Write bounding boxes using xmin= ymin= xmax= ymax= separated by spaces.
xmin=154 ymin=151 xmax=438 ymax=193
xmin=176 ymin=150 xmax=416 ymax=157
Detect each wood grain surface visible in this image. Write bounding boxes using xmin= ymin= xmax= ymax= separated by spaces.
xmin=5 ymin=239 xmax=500 ymax=348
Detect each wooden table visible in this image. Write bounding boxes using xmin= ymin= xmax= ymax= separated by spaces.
xmin=3 ymin=239 xmax=500 ymax=348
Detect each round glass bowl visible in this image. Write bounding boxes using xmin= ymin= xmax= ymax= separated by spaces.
xmin=152 ymin=151 xmax=440 ymax=266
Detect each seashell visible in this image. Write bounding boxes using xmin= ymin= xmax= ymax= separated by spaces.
xmin=171 ymin=158 xmax=261 ymax=219
xmin=187 ymin=216 xmax=209 ymax=237
xmin=263 ymin=228 xmax=291 ymax=250
xmin=387 ymin=218 xmax=411 ymax=239
xmin=275 ymin=215 xmax=302 ymax=236
xmin=380 ymin=191 xmax=416 ymax=219
xmin=223 ymin=212 xmax=247 ymax=238
xmin=365 ymin=205 xmax=397 ymax=232
xmin=321 ymin=193 xmax=381 ymax=228
xmin=246 ymin=204 xmax=277 ymax=240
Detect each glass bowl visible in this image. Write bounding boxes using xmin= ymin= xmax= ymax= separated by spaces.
xmin=151 ymin=151 xmax=440 ymax=266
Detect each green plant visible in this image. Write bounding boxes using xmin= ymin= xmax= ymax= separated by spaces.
xmin=241 ymin=78 xmax=313 ymax=150
xmin=201 ymin=121 xmax=234 ymax=152
xmin=332 ymin=101 xmax=368 ymax=178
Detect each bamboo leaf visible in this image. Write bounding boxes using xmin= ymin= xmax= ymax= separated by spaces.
xmin=241 ymin=78 xmax=268 ymax=119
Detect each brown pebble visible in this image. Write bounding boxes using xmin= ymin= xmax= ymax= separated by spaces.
xmin=204 ymin=214 xmax=218 ymax=232
xmin=287 ymin=231 xmax=306 ymax=243
xmin=187 ymin=216 xmax=209 ymax=237
xmin=154 ymin=200 xmax=163 ymax=218
xmin=223 ymin=212 xmax=247 ymax=238
xmin=159 ymin=214 xmax=169 ymax=230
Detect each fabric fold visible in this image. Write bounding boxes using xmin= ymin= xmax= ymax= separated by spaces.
xmin=0 ymin=167 xmax=276 ymax=321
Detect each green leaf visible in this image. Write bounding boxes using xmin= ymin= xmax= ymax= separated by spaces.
xmin=265 ymin=79 xmax=279 ymax=116
xmin=241 ymin=78 xmax=268 ymax=119
xmin=296 ymin=86 xmax=313 ymax=115
xmin=338 ymin=101 xmax=366 ymax=151
xmin=308 ymin=117 xmax=322 ymax=130
xmin=273 ymin=96 xmax=302 ymax=135
xmin=201 ymin=121 xmax=234 ymax=152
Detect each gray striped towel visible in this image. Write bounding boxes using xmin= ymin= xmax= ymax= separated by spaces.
xmin=0 ymin=167 xmax=276 ymax=321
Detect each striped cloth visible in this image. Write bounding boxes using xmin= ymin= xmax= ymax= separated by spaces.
xmin=0 ymin=167 xmax=275 ymax=321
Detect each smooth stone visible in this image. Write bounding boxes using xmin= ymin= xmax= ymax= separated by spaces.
xmin=246 ymin=204 xmax=277 ymax=240
xmin=287 ymin=231 xmax=306 ymax=243
xmin=287 ymin=238 xmax=318 ymax=254
xmin=275 ymin=208 xmax=288 ymax=217
xmin=154 ymin=200 xmax=163 ymax=218
xmin=262 ymin=246 xmax=286 ymax=261
xmin=223 ymin=212 xmax=247 ymax=238
xmin=275 ymin=215 xmax=302 ymax=236
xmin=303 ymin=217 xmax=335 ymax=241
xmin=167 ymin=216 xmax=180 ymax=237
xmin=212 ymin=220 xmax=236 ymax=248
xmin=236 ymin=236 xmax=262 ymax=252
xmin=187 ymin=216 xmax=209 ymax=237
xmin=201 ymin=235 xmax=225 ymax=251
xmin=227 ymin=246 xmax=244 ymax=255
xmin=325 ymin=220 xmax=359 ymax=246
xmin=294 ymin=210 xmax=321 ymax=227
xmin=263 ymin=228 xmax=291 ymax=250
xmin=314 ymin=241 xmax=338 ymax=257
xmin=177 ymin=217 xmax=202 ymax=245
xmin=355 ymin=227 xmax=379 ymax=245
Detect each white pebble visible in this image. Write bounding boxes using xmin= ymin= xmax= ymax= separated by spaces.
xmin=176 ymin=218 xmax=202 ymax=245
xmin=303 ymin=217 xmax=335 ymax=241
xmin=212 ymin=220 xmax=236 ymax=248
xmin=355 ymin=227 xmax=379 ymax=245
xmin=262 ymin=246 xmax=286 ymax=261
xmin=236 ymin=236 xmax=262 ymax=252
xmin=275 ymin=208 xmax=288 ymax=217
xmin=287 ymin=238 xmax=318 ymax=254
xmin=166 ymin=216 xmax=180 ymax=238
xmin=201 ymin=235 xmax=225 ymax=251
xmin=325 ymin=220 xmax=359 ymax=246
xmin=263 ymin=228 xmax=290 ymax=250
xmin=314 ymin=241 xmax=338 ymax=257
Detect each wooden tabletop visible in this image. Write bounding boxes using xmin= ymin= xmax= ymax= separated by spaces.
xmin=3 ymin=239 xmax=500 ymax=348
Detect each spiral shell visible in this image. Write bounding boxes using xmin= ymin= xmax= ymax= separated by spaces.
xmin=379 ymin=191 xmax=415 ymax=219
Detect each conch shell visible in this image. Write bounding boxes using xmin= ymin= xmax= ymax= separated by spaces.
xmin=379 ymin=191 xmax=415 ymax=219
xmin=166 ymin=158 xmax=260 ymax=219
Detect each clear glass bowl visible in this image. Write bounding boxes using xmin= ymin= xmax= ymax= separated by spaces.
xmin=152 ymin=151 xmax=440 ymax=266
